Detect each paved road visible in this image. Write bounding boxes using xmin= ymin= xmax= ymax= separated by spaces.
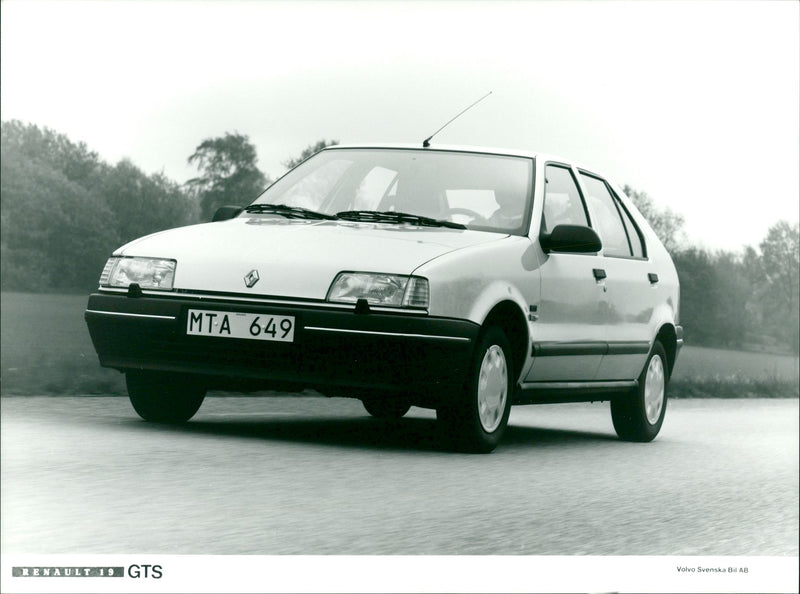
xmin=1 ymin=396 xmax=797 ymax=555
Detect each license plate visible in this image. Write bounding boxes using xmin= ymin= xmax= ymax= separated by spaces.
xmin=186 ymin=309 xmax=295 ymax=342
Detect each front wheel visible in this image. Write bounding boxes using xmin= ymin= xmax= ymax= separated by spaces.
xmin=437 ymin=326 xmax=513 ymax=453
xmin=126 ymin=370 xmax=206 ymax=423
xmin=610 ymin=341 xmax=668 ymax=442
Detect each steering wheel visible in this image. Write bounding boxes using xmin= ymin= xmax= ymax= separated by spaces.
xmin=447 ymin=207 xmax=487 ymax=224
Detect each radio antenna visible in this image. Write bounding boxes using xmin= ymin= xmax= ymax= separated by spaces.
xmin=422 ymin=91 xmax=492 ymax=147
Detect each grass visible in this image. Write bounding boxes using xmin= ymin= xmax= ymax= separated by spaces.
xmin=670 ymin=345 xmax=799 ymax=398
xmin=1 ymin=292 xmax=126 ymax=395
xmin=1 ymin=291 xmax=798 ymax=397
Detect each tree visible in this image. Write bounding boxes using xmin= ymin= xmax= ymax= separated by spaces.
xmin=672 ymin=247 xmax=755 ymax=348
xmin=283 ymin=139 xmax=338 ymax=170
xmin=758 ymin=221 xmax=799 ymax=311
xmin=622 ymin=185 xmax=686 ymax=254
xmin=187 ymin=133 xmax=268 ymax=220
xmin=708 ymin=251 xmax=753 ymax=347
xmin=0 ymin=141 xmax=116 ymax=290
xmin=753 ymin=221 xmax=800 ymax=352
xmin=671 ymin=248 xmax=716 ymax=345
xmin=99 ymin=159 xmax=197 ymax=243
xmin=1 ymin=119 xmax=101 ymax=185
xmin=1 ymin=120 xmax=198 ymax=291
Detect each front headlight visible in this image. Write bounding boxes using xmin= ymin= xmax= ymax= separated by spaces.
xmin=101 ymin=257 xmax=177 ymax=290
xmin=327 ymin=272 xmax=429 ymax=308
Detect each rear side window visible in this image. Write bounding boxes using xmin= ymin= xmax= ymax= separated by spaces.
xmin=579 ymin=173 xmax=633 ymax=258
xmin=615 ymin=194 xmax=646 ymax=258
xmin=543 ymin=165 xmax=589 ymax=231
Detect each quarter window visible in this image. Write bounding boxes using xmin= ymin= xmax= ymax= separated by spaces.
xmin=543 ymin=165 xmax=589 ymax=231
xmin=615 ymin=194 xmax=645 ymax=258
xmin=579 ymin=173 xmax=631 ymax=257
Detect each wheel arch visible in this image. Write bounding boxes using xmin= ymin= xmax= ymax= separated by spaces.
xmin=655 ymin=323 xmax=679 ymax=377
xmin=481 ymin=300 xmax=530 ymax=383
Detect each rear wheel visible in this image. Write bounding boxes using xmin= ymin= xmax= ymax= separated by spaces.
xmin=126 ymin=370 xmax=206 ymax=423
xmin=437 ymin=326 xmax=513 ymax=453
xmin=611 ymin=341 xmax=668 ymax=442
xmin=362 ymin=396 xmax=412 ymax=419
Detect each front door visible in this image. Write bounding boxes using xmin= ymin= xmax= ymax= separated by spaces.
xmin=525 ymin=164 xmax=608 ymax=382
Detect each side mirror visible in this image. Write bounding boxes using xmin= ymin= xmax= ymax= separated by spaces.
xmin=540 ymin=224 xmax=602 ymax=254
xmin=212 ymin=205 xmax=244 ymax=222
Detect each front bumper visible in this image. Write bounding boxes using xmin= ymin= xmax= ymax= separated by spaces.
xmin=85 ymin=292 xmax=479 ymax=399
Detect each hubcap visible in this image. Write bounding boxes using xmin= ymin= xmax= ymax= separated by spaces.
xmin=644 ymin=354 xmax=665 ymax=425
xmin=477 ymin=345 xmax=508 ymax=433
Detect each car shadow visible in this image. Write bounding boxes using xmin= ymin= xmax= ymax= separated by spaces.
xmin=122 ymin=414 xmax=618 ymax=453
xmin=502 ymin=424 xmax=618 ymax=448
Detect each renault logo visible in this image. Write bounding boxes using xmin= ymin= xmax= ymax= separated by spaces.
xmin=244 ymin=269 xmax=260 ymax=288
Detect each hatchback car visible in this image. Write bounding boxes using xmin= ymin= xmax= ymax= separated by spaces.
xmin=85 ymin=144 xmax=682 ymax=452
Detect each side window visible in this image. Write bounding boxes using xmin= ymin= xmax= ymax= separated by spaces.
xmin=543 ymin=165 xmax=589 ymax=231
xmin=615 ymin=195 xmax=646 ymax=258
xmin=578 ymin=173 xmax=631 ymax=258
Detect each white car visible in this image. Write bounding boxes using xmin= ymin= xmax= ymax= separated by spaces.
xmin=85 ymin=144 xmax=682 ymax=452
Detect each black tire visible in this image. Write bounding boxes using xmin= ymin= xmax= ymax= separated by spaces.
xmin=126 ymin=370 xmax=206 ymax=423
xmin=437 ymin=326 xmax=513 ymax=453
xmin=611 ymin=340 xmax=669 ymax=442
xmin=362 ymin=397 xmax=412 ymax=419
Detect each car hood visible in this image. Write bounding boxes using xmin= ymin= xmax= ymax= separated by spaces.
xmin=117 ymin=217 xmax=507 ymax=299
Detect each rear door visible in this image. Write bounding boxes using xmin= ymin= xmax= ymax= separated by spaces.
xmin=577 ymin=171 xmax=653 ymax=380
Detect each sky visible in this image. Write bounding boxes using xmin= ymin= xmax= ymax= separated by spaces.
xmin=1 ymin=0 xmax=798 ymax=252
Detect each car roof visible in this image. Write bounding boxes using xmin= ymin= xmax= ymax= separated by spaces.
xmin=322 ymin=143 xmax=596 ymax=172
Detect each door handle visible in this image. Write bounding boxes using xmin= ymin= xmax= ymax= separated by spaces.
xmin=593 ymin=268 xmax=607 ymax=281
xmin=648 ymin=273 xmax=659 ymax=284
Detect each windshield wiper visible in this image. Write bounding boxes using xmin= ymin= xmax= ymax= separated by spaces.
xmin=245 ymin=203 xmax=337 ymax=220
xmin=335 ymin=210 xmax=466 ymax=230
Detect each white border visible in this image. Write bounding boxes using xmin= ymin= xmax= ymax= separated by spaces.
xmin=2 ymin=555 xmax=798 ymax=594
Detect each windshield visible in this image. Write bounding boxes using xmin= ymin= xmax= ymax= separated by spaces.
xmin=250 ymin=148 xmax=534 ymax=235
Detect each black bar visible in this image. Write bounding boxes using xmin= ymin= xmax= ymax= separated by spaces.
xmin=12 ymin=567 xmax=124 ymax=577
xmin=533 ymin=342 xmax=608 ymax=357
xmin=606 ymin=341 xmax=651 ymax=355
